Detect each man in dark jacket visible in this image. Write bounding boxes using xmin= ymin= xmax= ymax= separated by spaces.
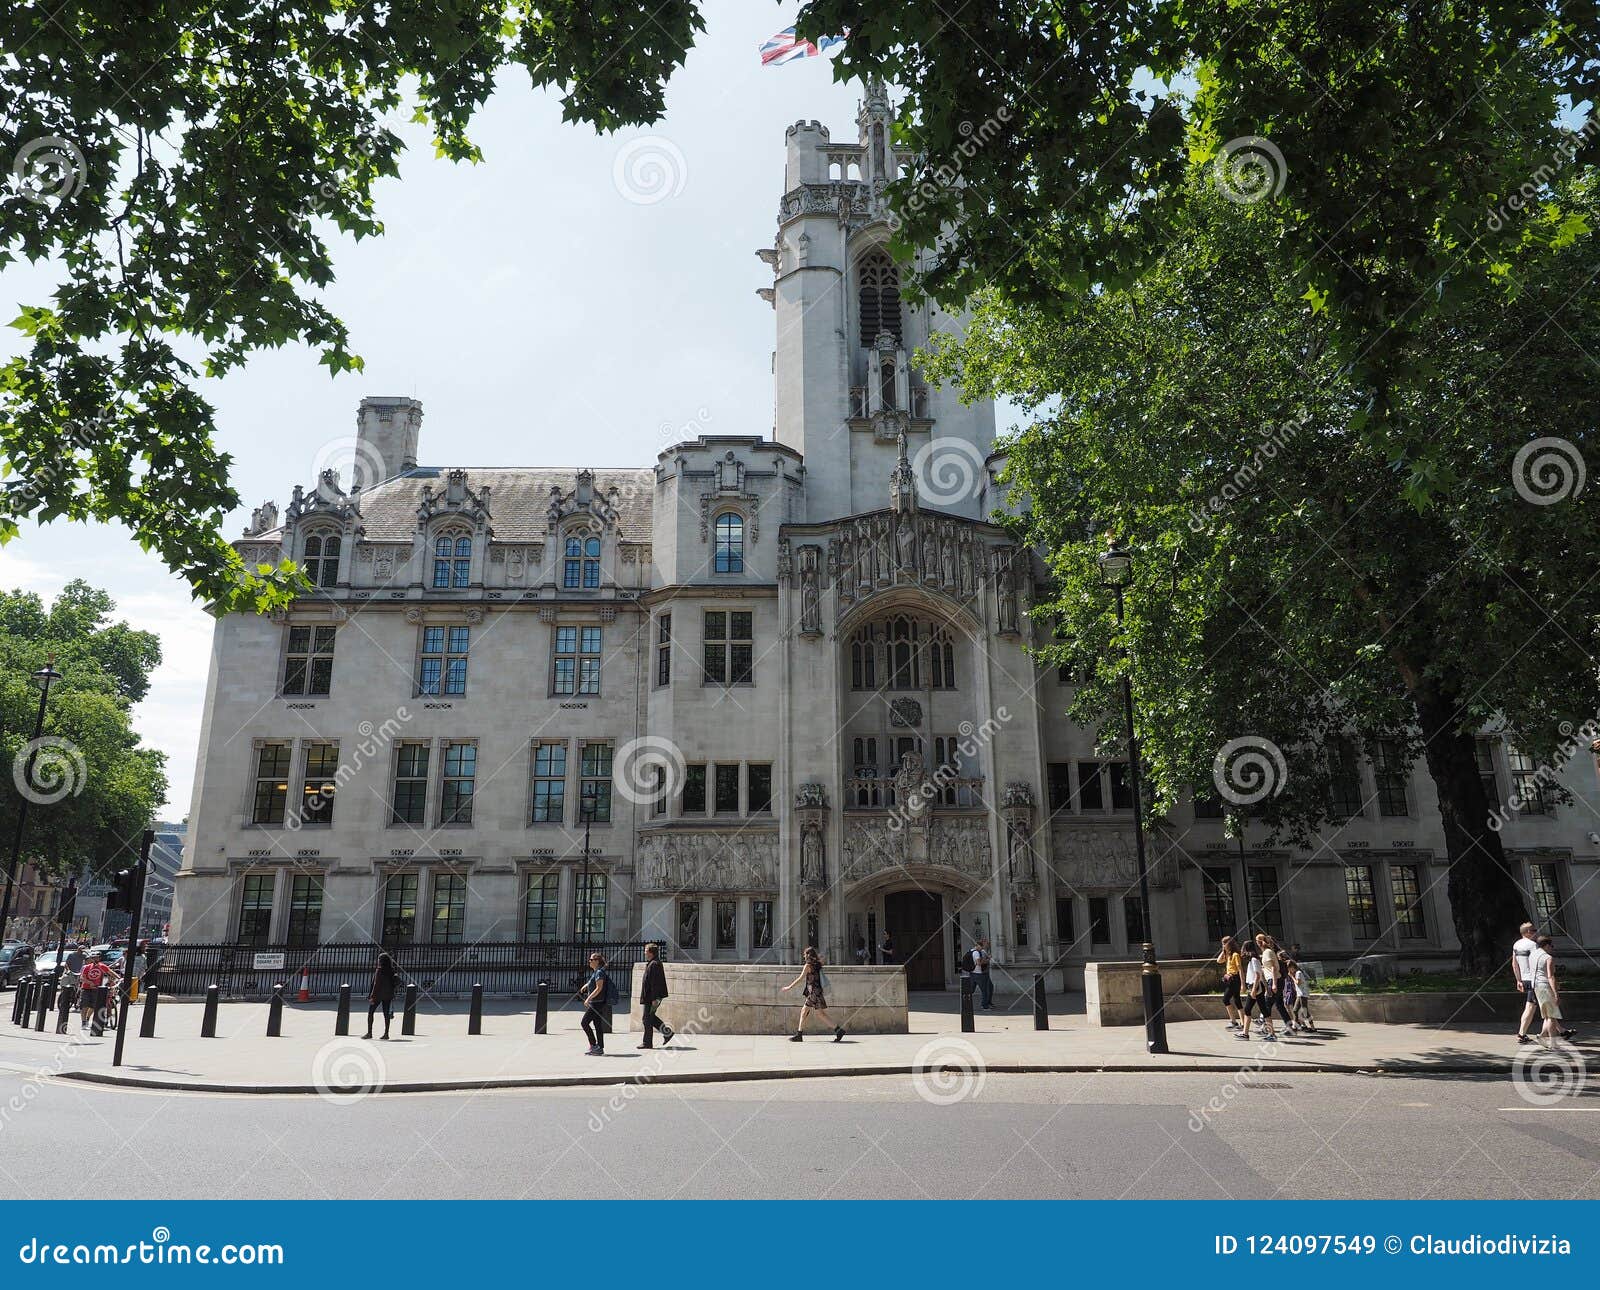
xmin=637 ymin=943 xmax=674 ymax=1049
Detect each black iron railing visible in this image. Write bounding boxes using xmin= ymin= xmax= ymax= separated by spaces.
xmin=148 ymin=940 xmax=655 ymax=1001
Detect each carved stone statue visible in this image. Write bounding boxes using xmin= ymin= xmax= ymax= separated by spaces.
xmin=895 ymin=515 xmax=917 ymax=574
xmin=799 ymin=545 xmax=821 ymax=635
xmin=801 ymin=823 xmax=825 ymax=888
xmin=940 ymin=525 xmax=957 ymax=587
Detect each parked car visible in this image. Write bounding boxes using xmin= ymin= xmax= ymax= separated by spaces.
xmin=0 ymin=944 xmax=36 ymax=988
xmin=33 ymin=951 xmax=76 ymax=982
xmin=87 ymin=944 xmax=125 ymax=968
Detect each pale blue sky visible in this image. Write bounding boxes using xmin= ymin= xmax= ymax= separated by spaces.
xmin=0 ymin=3 xmax=892 ymax=813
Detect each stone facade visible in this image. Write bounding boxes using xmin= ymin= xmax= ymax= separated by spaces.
xmin=173 ymin=91 xmax=1600 ymax=986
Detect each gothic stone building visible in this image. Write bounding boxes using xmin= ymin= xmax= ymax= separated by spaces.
xmin=172 ymin=91 xmax=1600 ymax=987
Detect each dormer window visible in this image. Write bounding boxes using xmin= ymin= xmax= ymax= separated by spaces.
xmin=432 ymin=529 xmax=472 ymax=589
xmin=303 ymin=530 xmax=341 ymax=588
xmin=563 ymin=533 xmax=601 ymax=590
xmin=714 ymin=512 xmax=745 ymax=574
xmin=858 ymin=249 xmax=903 ymax=346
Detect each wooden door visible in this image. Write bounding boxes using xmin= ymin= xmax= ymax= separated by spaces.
xmin=884 ymin=890 xmax=945 ymax=989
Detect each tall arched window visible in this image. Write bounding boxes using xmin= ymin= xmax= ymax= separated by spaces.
xmin=858 ymin=249 xmax=903 ymax=346
xmin=303 ymin=530 xmax=341 ymax=588
xmin=714 ymin=512 xmax=744 ymax=573
xmin=564 ymin=533 xmax=601 ymax=589
xmin=849 ymin=617 xmax=956 ymax=690
xmin=431 ymin=530 xmax=472 ymax=588
xmin=889 ymin=616 xmax=919 ymax=688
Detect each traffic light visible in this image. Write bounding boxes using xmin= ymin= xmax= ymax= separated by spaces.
xmin=105 ymin=865 xmax=141 ymax=912
xmin=52 ymin=880 xmax=76 ymax=926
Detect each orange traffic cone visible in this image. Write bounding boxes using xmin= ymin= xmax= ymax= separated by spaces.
xmin=297 ymin=967 xmax=310 ymax=1002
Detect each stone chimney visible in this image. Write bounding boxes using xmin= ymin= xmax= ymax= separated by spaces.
xmin=354 ymin=396 xmax=423 ymax=490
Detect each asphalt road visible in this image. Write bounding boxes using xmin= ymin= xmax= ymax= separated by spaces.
xmin=2 ymin=1070 xmax=1596 ymax=1199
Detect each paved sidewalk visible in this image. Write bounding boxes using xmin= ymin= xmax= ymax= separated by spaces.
xmin=0 ymin=995 xmax=1572 ymax=1094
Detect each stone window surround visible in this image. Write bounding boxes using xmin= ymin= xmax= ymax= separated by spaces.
xmin=370 ymin=860 xmax=480 ymax=944
xmin=278 ymin=621 xmax=338 ymax=698
xmin=1335 ymin=852 xmax=1441 ymax=949
xmin=671 ymin=893 xmax=778 ymax=959
xmin=672 ymin=760 xmax=774 ymax=821
xmin=414 ymin=621 xmax=472 ymax=697
xmin=245 ymin=737 xmax=350 ymax=830
xmin=523 ymin=733 xmax=620 ymax=829
xmin=549 ymin=621 xmax=604 ymax=697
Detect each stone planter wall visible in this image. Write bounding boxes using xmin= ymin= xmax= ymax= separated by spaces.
xmin=1084 ymin=957 xmax=1222 ymax=1026
xmin=626 ymin=962 xmax=909 ymax=1035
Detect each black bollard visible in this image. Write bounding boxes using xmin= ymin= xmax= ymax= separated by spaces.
xmin=960 ymin=974 xmax=975 ymax=1033
xmin=200 ymin=984 xmax=220 ymax=1037
xmin=11 ymin=979 xmax=25 ymax=1027
xmin=534 ymin=980 xmax=549 ymax=1035
xmin=34 ymin=979 xmax=51 ymax=1031
xmin=402 ymin=983 xmax=418 ymax=1036
xmin=468 ymin=982 xmax=483 ymax=1035
xmin=1033 ymin=973 xmax=1049 ymax=1030
xmin=139 ymin=987 xmax=159 ymax=1038
xmin=266 ymin=982 xmax=284 ymax=1037
xmin=335 ymin=983 xmax=351 ymax=1037
xmin=18 ymin=979 xmax=35 ymax=1027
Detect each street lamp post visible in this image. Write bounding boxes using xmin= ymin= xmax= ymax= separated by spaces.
xmin=576 ymin=781 xmax=599 ymax=958
xmin=1097 ymin=542 xmax=1169 ymax=1055
xmin=2 ymin=657 xmax=63 ymax=942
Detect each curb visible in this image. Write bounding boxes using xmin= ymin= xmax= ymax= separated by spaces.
xmin=50 ymin=1057 xmax=1521 ymax=1096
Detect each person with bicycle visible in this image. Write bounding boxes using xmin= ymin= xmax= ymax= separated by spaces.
xmin=77 ymin=950 xmax=119 ymax=1034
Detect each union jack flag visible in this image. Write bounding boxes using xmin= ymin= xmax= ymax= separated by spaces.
xmin=759 ymin=25 xmax=846 ymax=66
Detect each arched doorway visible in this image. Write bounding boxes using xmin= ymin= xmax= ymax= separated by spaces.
xmin=884 ymin=890 xmax=945 ymax=989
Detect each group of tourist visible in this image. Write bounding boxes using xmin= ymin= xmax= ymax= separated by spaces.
xmin=1217 ymin=933 xmax=1314 ymax=1042
xmin=1511 ymin=921 xmax=1576 ymax=1047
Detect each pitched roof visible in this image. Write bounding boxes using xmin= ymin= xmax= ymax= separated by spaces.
xmin=352 ymin=467 xmax=656 ymax=543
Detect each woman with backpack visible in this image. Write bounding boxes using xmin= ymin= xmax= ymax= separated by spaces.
xmin=782 ymin=946 xmax=844 ymax=1042
xmin=581 ymin=951 xmax=616 ymax=1055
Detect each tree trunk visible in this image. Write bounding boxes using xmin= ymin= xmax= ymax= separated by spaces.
xmin=1413 ymin=686 xmax=1528 ymax=973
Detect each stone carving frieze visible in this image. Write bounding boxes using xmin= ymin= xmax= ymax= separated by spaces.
xmin=635 ymin=831 xmax=778 ymax=894
xmin=840 ymin=817 xmax=991 ymax=885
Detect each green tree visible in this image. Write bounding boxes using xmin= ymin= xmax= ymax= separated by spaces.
xmin=920 ymin=176 xmax=1600 ymax=972
xmin=0 ymin=580 xmax=167 ymax=880
xmin=7 ymin=4 xmax=1594 ymax=605
xmin=810 ymin=0 xmax=1597 ymax=489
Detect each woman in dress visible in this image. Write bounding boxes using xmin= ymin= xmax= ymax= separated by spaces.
xmin=782 ymin=945 xmax=844 ymax=1043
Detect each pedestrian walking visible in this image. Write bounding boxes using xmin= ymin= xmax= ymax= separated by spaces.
xmin=1217 ymin=936 xmax=1243 ymax=1032
xmin=879 ymin=932 xmax=896 ymax=966
xmin=580 ymin=952 xmax=616 ymax=1056
xmin=1289 ymin=958 xmax=1315 ymax=1031
xmin=1530 ymin=935 xmax=1576 ymax=1045
xmin=782 ymin=946 xmax=844 ymax=1042
xmin=365 ymin=952 xmax=399 ymax=1040
xmin=65 ymin=944 xmax=84 ymax=979
xmin=1240 ymin=941 xmax=1273 ymax=1040
xmin=972 ymin=937 xmax=994 ymax=1009
xmin=1512 ymin=921 xmax=1541 ymax=1045
xmin=1256 ymin=934 xmax=1295 ymax=1033
xmin=637 ymin=942 xmax=674 ymax=1049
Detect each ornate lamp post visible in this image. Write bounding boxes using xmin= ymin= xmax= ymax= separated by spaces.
xmin=576 ymin=780 xmax=599 ymax=957
xmin=1096 ymin=542 xmax=1168 ymax=1055
xmin=2 ymin=657 xmax=63 ymax=941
